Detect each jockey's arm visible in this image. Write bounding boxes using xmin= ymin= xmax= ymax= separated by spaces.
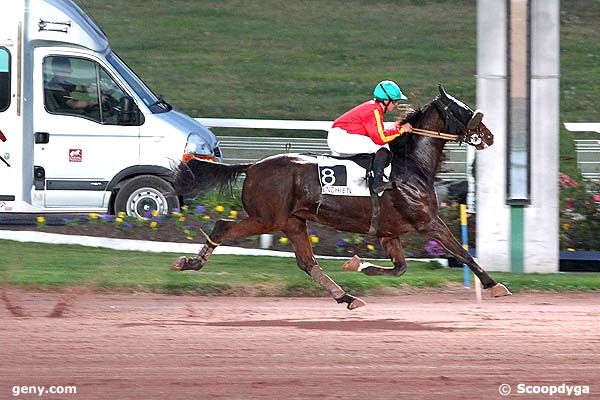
xmin=366 ymin=110 xmax=409 ymax=145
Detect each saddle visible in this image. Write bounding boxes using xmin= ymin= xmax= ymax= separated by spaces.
xmin=324 ymin=153 xmax=375 ymax=171
xmin=317 ymin=152 xmax=392 ymax=235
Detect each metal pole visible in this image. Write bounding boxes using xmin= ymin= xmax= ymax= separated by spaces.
xmin=460 ymin=204 xmax=471 ymax=288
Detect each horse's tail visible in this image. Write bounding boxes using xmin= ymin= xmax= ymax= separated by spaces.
xmin=172 ymin=159 xmax=252 ymax=197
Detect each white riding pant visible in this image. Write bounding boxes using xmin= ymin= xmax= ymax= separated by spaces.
xmin=327 ymin=127 xmax=389 ymax=156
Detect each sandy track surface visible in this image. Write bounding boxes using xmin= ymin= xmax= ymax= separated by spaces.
xmin=1 ymin=290 xmax=599 ymax=399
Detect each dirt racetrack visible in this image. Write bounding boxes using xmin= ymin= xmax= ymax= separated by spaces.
xmin=1 ymin=289 xmax=599 ymax=399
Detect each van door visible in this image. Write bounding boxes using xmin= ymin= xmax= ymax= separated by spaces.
xmin=33 ymin=49 xmax=141 ymax=208
xmin=0 ymin=46 xmax=18 ymax=211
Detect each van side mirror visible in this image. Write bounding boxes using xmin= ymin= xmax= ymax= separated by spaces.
xmin=118 ymin=96 xmax=139 ymax=125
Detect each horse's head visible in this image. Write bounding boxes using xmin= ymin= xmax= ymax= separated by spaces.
xmin=434 ymin=84 xmax=493 ymax=150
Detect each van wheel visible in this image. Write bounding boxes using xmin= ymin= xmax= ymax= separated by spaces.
xmin=114 ymin=175 xmax=179 ymax=219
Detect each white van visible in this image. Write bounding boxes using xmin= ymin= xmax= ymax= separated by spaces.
xmin=0 ymin=0 xmax=221 ymax=218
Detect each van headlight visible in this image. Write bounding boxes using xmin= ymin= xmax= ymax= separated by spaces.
xmin=182 ymin=133 xmax=216 ymax=163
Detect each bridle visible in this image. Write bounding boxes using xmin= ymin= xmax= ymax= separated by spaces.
xmin=410 ymin=90 xmax=485 ymax=146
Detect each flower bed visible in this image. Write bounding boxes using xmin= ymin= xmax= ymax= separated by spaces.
xmin=12 ymin=173 xmax=599 ymax=258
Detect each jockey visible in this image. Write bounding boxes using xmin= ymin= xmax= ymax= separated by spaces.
xmin=328 ymin=80 xmax=413 ymax=194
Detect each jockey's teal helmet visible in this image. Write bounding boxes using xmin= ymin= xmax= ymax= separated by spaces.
xmin=373 ymin=80 xmax=407 ymax=101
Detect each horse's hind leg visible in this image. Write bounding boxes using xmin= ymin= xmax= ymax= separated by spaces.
xmin=359 ymin=237 xmax=408 ymax=276
xmin=423 ymin=216 xmax=511 ymax=297
xmin=171 ymin=218 xmax=269 ymax=271
xmin=283 ymin=217 xmax=366 ymax=310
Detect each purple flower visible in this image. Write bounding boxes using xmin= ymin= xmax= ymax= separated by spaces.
xmin=101 ymin=214 xmax=114 ymax=222
xmin=336 ymin=240 xmax=346 ymax=248
xmin=144 ymin=211 xmax=153 ymax=219
xmin=195 ymin=205 xmax=206 ymax=213
xmin=425 ymin=240 xmax=446 ymax=257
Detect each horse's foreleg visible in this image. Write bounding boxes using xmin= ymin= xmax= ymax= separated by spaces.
xmin=359 ymin=237 xmax=408 ymax=276
xmin=171 ymin=218 xmax=269 ymax=272
xmin=423 ymin=217 xmax=511 ymax=297
xmin=283 ymin=218 xmax=365 ymax=310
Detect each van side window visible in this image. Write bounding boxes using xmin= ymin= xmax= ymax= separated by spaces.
xmin=0 ymin=48 xmax=10 ymax=112
xmin=43 ymin=56 xmax=101 ymax=121
xmin=43 ymin=56 xmax=136 ymax=125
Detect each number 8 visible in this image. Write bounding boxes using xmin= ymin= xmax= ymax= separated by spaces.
xmin=321 ymin=168 xmax=336 ymax=186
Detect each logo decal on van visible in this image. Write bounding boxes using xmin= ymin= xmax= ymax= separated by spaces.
xmin=0 ymin=129 xmax=10 ymax=167
xmin=69 ymin=149 xmax=82 ymax=162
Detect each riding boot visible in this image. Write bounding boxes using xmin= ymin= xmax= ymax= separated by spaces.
xmin=371 ymin=148 xmax=392 ymax=194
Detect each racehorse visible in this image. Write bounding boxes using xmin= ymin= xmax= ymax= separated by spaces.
xmin=170 ymin=85 xmax=511 ymax=309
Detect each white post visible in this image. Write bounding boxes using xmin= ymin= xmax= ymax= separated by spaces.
xmin=476 ymin=0 xmax=511 ymax=271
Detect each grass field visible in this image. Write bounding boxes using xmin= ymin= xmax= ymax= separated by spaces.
xmin=75 ymin=0 xmax=599 ymax=122
xmin=73 ymin=0 xmax=600 ymax=178
xmin=1 ymin=240 xmax=598 ymax=295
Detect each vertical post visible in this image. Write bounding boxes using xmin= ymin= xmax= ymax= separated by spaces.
xmin=476 ymin=0 xmax=511 ymax=272
xmin=476 ymin=0 xmax=559 ymax=273
xmin=259 ymin=234 xmax=273 ymax=249
xmin=460 ymin=204 xmax=471 ymax=288
xmin=507 ymin=0 xmax=531 ymax=273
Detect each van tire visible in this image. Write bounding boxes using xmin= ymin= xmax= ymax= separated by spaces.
xmin=114 ymin=175 xmax=179 ymax=218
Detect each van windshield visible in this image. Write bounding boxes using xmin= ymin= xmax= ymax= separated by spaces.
xmin=106 ymin=51 xmax=170 ymax=113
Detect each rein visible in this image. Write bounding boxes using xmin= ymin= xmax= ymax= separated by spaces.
xmin=410 ymin=128 xmax=461 ymax=142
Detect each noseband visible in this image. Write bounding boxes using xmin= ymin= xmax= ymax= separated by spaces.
xmin=431 ymin=96 xmax=484 ymax=146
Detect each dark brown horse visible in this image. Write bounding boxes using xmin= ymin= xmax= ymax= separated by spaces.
xmin=170 ymin=85 xmax=511 ymax=309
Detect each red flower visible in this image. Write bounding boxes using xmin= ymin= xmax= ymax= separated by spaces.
xmin=559 ymin=173 xmax=578 ymax=189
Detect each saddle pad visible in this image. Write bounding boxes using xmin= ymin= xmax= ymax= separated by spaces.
xmin=316 ymin=155 xmax=390 ymax=197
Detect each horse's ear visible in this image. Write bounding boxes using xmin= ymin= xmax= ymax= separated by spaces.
xmin=438 ymin=84 xmax=449 ymax=99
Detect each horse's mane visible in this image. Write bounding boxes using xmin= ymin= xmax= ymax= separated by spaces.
xmin=399 ymin=107 xmax=426 ymax=126
xmin=389 ymin=104 xmax=442 ymax=184
xmin=389 ymin=106 xmax=426 ymax=155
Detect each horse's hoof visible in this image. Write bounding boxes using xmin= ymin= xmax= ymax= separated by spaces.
xmin=491 ymin=283 xmax=512 ymax=297
xmin=335 ymin=293 xmax=366 ymax=310
xmin=341 ymin=255 xmax=361 ymax=271
xmin=347 ymin=297 xmax=367 ymax=310
xmin=170 ymin=257 xmax=187 ymax=271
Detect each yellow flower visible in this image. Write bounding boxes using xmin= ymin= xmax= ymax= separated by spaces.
xmin=36 ymin=216 xmax=46 ymax=224
xmin=202 ymin=215 xmax=211 ymax=221
xmin=149 ymin=221 xmax=158 ymax=229
xmin=279 ymin=237 xmax=289 ymax=245
xmin=215 ymin=205 xmax=225 ymax=213
xmin=186 ymin=236 xmax=194 ymax=241
xmin=117 ymin=211 xmax=126 ymax=218
xmin=179 ymin=216 xmax=186 ymax=222
xmin=171 ymin=211 xmax=182 ymax=217
xmin=115 ymin=217 xmax=124 ymax=223
xmin=183 ymin=229 xmax=191 ymax=235
xmin=181 ymin=205 xmax=189 ymax=211
xmin=88 ymin=213 xmax=98 ymax=220
xmin=151 ymin=210 xmax=159 ymax=217
xmin=228 ymin=210 xmax=238 ymax=218
xmin=310 ymin=235 xmax=319 ymax=244
xmin=367 ymin=244 xmax=376 ymax=251
xmin=567 ymin=248 xmax=575 ymax=252
xmin=561 ymin=223 xmax=570 ymax=231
